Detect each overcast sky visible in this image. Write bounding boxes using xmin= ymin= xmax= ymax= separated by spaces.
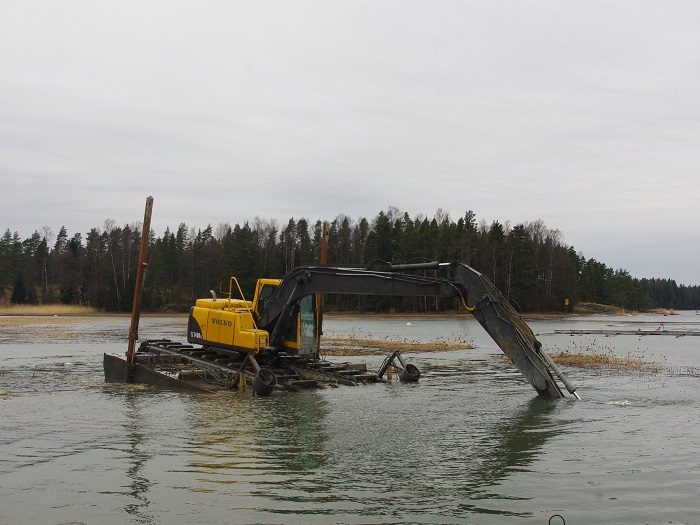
xmin=2 ymin=1 xmax=699 ymax=285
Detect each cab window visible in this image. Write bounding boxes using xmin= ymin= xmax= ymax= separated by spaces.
xmin=257 ymin=284 xmax=276 ymax=313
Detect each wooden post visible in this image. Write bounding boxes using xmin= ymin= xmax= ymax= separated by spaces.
xmin=126 ymin=196 xmax=154 ymax=378
xmin=316 ymin=221 xmax=329 ymax=354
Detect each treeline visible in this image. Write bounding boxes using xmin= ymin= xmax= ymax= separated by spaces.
xmin=1 ymin=209 xmax=698 ymax=313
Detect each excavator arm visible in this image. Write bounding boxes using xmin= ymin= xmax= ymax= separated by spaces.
xmin=257 ymin=264 xmax=458 ymax=338
xmin=450 ymin=264 xmax=568 ymax=398
xmin=257 ymin=262 xmax=578 ymax=399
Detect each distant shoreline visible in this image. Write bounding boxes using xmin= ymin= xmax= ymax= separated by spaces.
xmin=0 ymin=301 xmax=669 ymax=318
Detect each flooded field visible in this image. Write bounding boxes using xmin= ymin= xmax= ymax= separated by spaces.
xmin=1 ymin=312 xmax=699 ymax=524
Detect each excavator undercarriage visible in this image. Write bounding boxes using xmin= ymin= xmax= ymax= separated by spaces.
xmin=105 ymin=338 xmax=414 ymax=395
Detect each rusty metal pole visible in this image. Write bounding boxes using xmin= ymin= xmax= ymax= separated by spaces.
xmin=316 ymin=221 xmax=329 ymax=354
xmin=126 ymin=196 xmax=154 ymax=380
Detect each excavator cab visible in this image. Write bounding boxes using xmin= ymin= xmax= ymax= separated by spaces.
xmin=252 ymin=278 xmax=281 ymax=316
xmin=253 ymin=278 xmax=319 ymax=356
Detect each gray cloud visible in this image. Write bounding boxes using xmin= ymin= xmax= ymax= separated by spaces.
xmin=1 ymin=0 xmax=698 ymax=284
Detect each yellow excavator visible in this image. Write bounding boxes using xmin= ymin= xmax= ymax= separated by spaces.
xmin=180 ymin=261 xmax=579 ymax=399
xmin=105 ymin=198 xmax=577 ymax=399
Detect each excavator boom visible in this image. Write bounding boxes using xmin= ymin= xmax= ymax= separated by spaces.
xmin=257 ymin=265 xmax=457 ymax=342
xmin=257 ymin=262 xmax=576 ymax=399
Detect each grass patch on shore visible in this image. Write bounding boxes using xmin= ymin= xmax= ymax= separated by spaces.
xmin=550 ymin=350 xmax=661 ymax=372
xmin=0 ymin=304 xmax=99 ymax=316
xmin=548 ymin=341 xmax=662 ymax=373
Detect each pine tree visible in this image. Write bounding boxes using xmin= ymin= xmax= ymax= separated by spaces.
xmin=10 ymin=274 xmax=27 ymax=304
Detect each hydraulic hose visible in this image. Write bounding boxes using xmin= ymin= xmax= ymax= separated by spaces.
xmin=539 ymin=350 xmax=582 ymax=400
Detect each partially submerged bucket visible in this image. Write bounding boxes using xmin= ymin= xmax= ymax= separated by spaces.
xmin=399 ymin=363 xmax=420 ymax=382
xmin=252 ymin=368 xmax=277 ymax=396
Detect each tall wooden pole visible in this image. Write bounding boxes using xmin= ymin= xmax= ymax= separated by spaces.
xmin=126 ymin=196 xmax=153 ymax=378
xmin=316 ymin=221 xmax=329 ymax=354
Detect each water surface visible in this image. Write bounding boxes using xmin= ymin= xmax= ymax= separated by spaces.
xmin=1 ymin=312 xmax=699 ymax=524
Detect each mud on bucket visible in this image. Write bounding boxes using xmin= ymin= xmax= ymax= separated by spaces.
xmin=399 ymin=363 xmax=420 ymax=382
xmin=252 ymin=368 xmax=277 ymax=396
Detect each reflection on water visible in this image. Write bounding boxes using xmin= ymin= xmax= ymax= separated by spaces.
xmin=162 ymin=370 xmax=563 ymax=523
xmin=185 ymin=391 xmax=330 ymax=485
xmin=123 ymin=394 xmax=154 ymax=524
xmin=473 ymin=397 xmax=560 ymax=488
xmin=188 ymin=394 xmax=332 ymax=515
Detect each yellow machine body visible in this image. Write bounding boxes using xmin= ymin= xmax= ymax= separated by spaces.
xmin=187 ymin=277 xmax=319 ymax=356
xmin=187 ymin=299 xmax=269 ymax=353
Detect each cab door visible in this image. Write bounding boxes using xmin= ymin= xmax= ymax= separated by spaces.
xmin=298 ymin=294 xmax=317 ymax=356
xmin=281 ymin=294 xmax=318 ymax=357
